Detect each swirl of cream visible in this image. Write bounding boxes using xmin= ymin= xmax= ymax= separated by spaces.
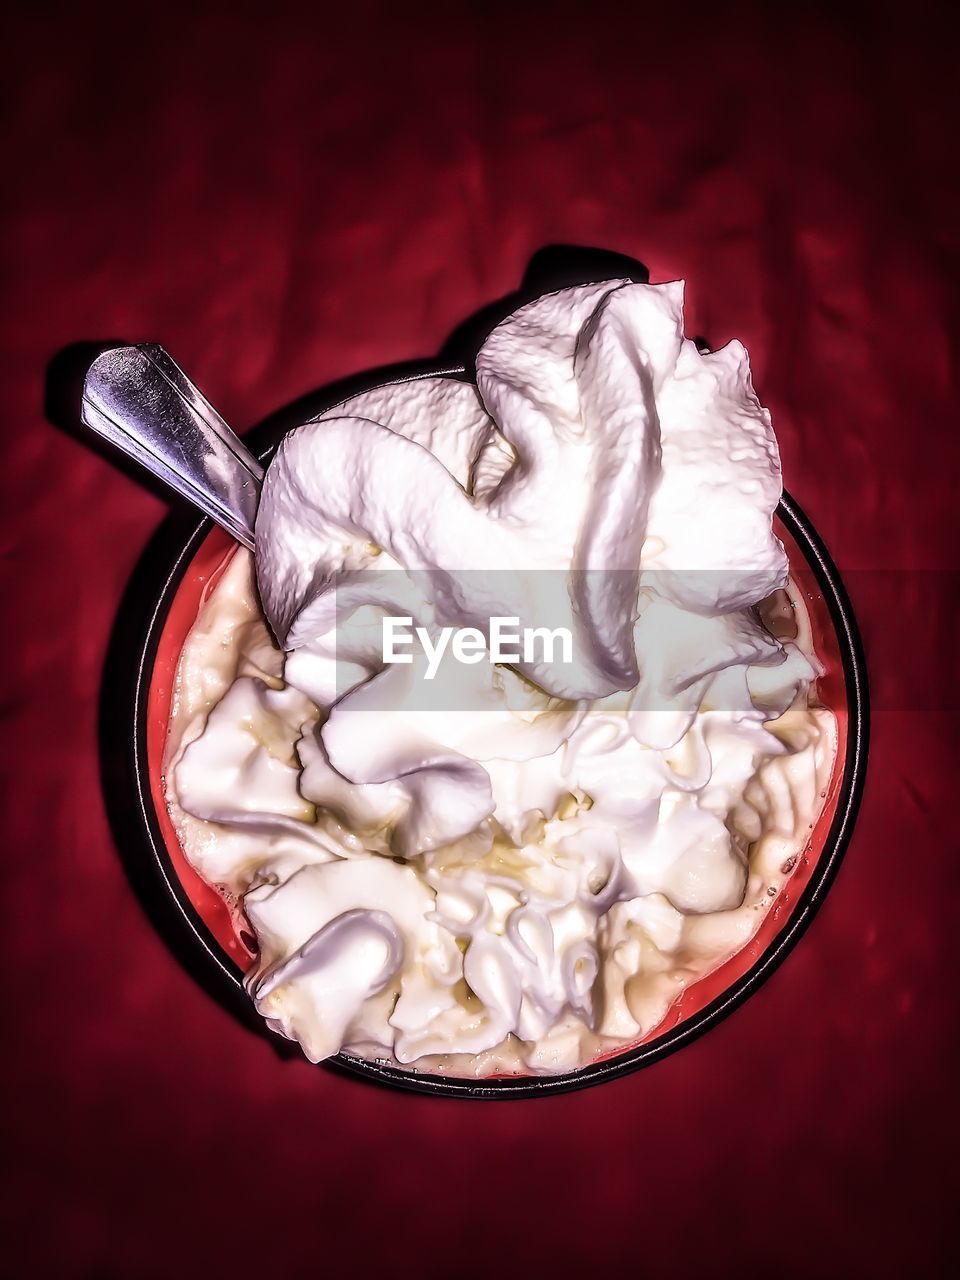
xmin=251 ymin=909 xmax=404 ymax=1058
xmin=243 ymin=858 xmax=461 ymax=1063
xmin=255 ymin=280 xmax=786 ymax=705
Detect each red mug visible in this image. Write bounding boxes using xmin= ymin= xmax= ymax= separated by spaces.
xmin=134 ymin=374 xmax=868 ymax=1097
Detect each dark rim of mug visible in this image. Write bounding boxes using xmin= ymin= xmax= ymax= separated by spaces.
xmin=131 ymin=365 xmax=869 ymax=1100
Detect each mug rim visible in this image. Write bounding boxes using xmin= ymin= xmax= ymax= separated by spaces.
xmin=131 ymin=363 xmax=870 ymax=1099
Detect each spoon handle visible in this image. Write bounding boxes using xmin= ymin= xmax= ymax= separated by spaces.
xmin=81 ymin=344 xmax=263 ymax=550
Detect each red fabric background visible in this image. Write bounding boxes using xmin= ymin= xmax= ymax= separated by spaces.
xmin=3 ymin=3 xmax=956 ymax=1276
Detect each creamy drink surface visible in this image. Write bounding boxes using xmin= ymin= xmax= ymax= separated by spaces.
xmin=163 ymin=280 xmax=837 ymax=1076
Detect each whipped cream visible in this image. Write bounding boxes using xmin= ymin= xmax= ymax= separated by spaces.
xmin=164 ymin=280 xmax=837 ymax=1075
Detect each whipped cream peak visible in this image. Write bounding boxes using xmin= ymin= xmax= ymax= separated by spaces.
xmin=256 ymin=280 xmax=787 ymax=702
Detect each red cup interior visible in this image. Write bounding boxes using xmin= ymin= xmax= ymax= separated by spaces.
xmin=145 ymin=517 xmax=849 ymax=1062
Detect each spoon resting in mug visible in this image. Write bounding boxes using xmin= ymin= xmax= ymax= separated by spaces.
xmin=81 ymin=344 xmax=262 ymax=551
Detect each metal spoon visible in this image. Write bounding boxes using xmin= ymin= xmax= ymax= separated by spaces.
xmin=81 ymin=344 xmax=262 ymax=550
